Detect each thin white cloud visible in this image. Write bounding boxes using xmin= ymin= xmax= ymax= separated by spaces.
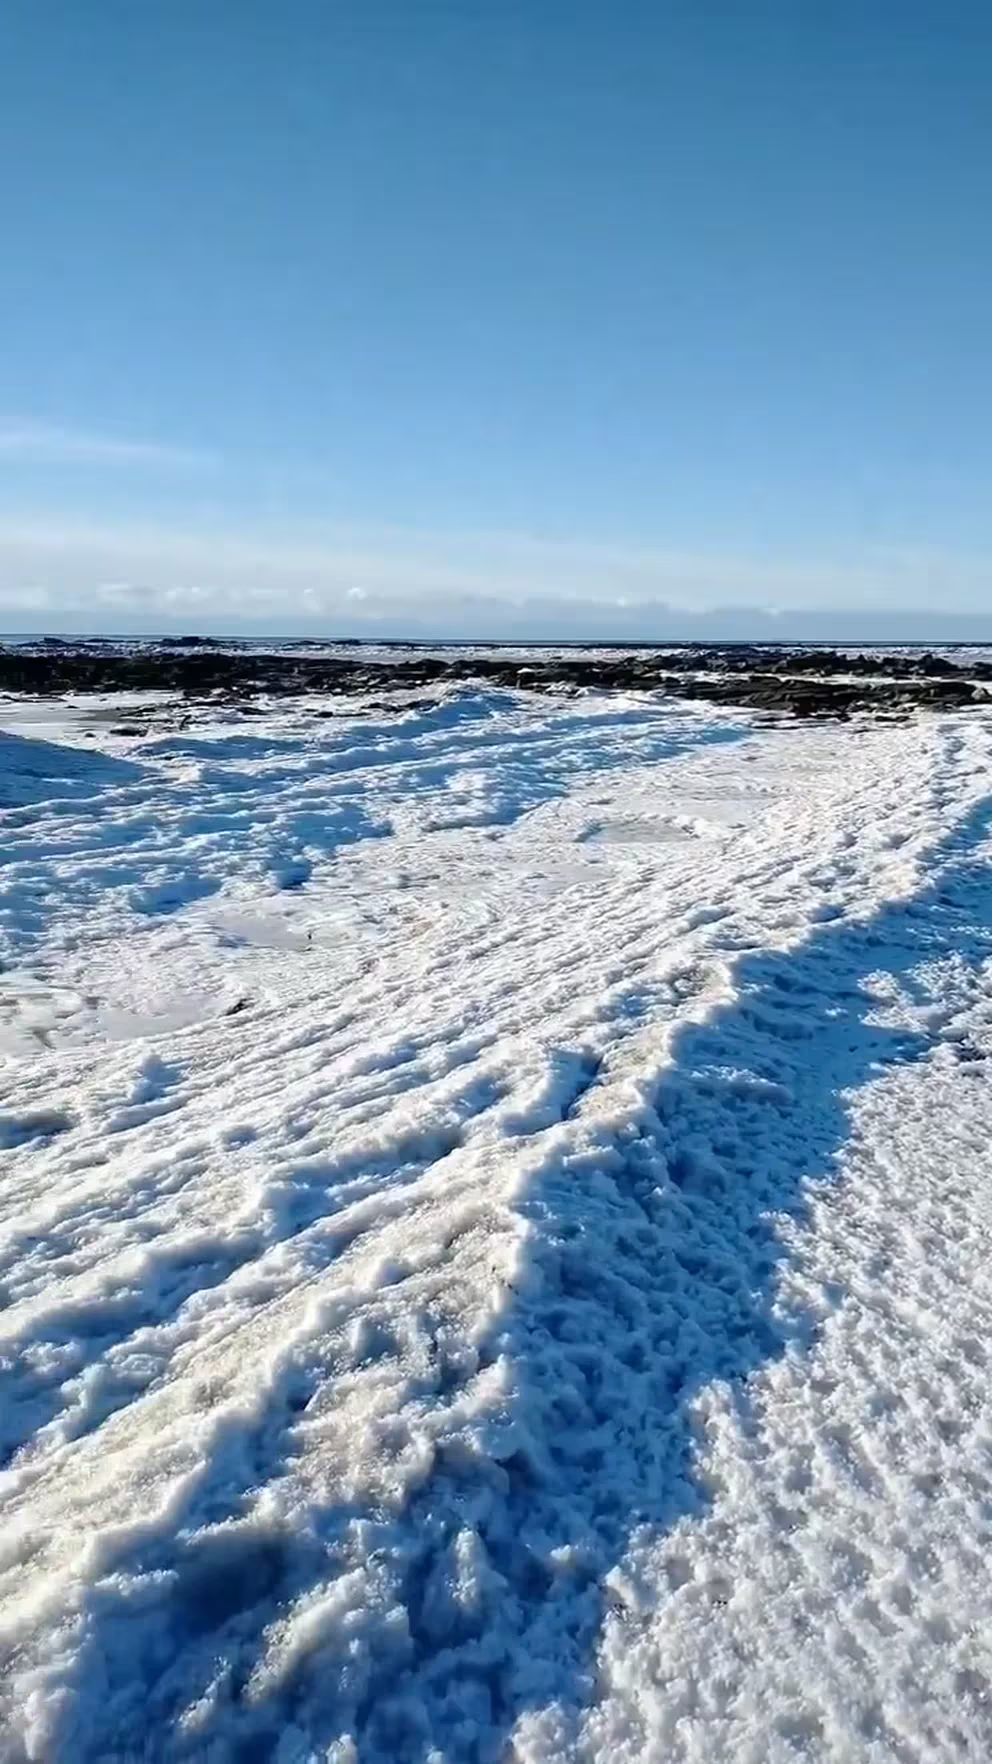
xmin=0 ymin=512 xmax=990 ymax=638
xmin=0 ymin=421 xmax=217 ymax=471
xmin=0 ymin=513 xmax=883 ymax=602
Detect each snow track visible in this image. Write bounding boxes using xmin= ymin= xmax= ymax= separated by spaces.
xmin=2 ymin=689 xmax=992 ymax=1762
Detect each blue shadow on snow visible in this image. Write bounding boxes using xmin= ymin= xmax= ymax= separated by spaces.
xmin=0 ymin=731 xmax=144 ymax=809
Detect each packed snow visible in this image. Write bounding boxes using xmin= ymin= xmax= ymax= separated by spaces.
xmin=2 ymin=684 xmax=992 ymax=1762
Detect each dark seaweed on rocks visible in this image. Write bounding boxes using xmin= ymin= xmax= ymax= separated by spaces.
xmin=0 ymin=642 xmax=988 ymax=717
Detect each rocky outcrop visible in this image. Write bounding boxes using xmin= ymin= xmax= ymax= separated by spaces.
xmin=0 ymin=642 xmax=987 ymax=718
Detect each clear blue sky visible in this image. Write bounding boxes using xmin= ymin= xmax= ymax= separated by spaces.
xmin=1 ymin=1 xmax=991 ymax=636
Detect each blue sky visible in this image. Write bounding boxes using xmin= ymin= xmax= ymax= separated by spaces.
xmin=1 ymin=2 xmax=990 ymax=636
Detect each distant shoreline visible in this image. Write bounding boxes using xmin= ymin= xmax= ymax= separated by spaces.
xmin=5 ymin=632 xmax=992 ymax=651
xmin=2 ymin=637 xmax=990 ymax=720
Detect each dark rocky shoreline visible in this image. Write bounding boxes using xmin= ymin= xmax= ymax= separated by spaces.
xmin=1 ymin=641 xmax=989 ymax=719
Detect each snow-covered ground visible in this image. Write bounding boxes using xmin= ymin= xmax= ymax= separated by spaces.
xmin=2 ymin=686 xmax=992 ymax=1763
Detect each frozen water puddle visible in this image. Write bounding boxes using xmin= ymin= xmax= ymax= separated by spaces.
xmin=0 ymin=976 xmax=92 ymax=1056
xmin=0 ymin=971 xmax=239 ymax=1052
xmin=587 ymin=789 xmax=773 ymax=847
xmin=585 ymin=817 xmax=692 ymax=846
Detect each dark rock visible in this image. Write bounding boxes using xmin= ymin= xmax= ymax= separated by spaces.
xmin=0 ymin=642 xmax=985 ymax=720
